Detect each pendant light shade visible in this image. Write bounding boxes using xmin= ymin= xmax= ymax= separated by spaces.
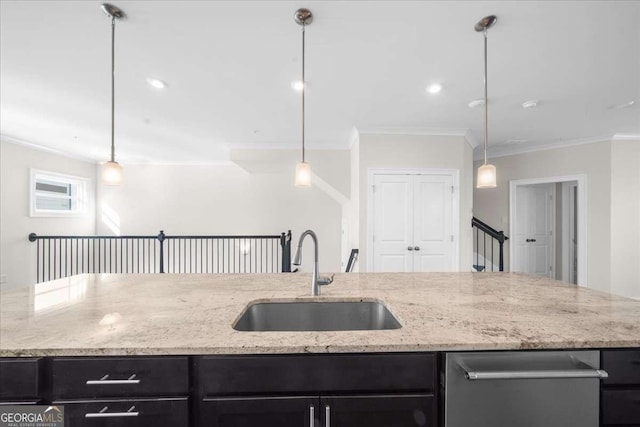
xmin=475 ymin=15 xmax=497 ymax=189
xmin=295 ymin=161 xmax=312 ymax=187
xmin=294 ymin=8 xmax=313 ymax=187
xmin=101 ymin=3 xmax=125 ymax=186
xmin=477 ymin=164 xmax=497 ymax=188
xmin=102 ymin=161 xmax=123 ymax=186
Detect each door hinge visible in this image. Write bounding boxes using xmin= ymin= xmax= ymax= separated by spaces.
xmin=451 ymin=186 xmax=455 ymax=194
xmin=372 ymin=185 xmax=376 ymax=193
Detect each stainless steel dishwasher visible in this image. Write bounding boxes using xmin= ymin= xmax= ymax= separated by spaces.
xmin=445 ymin=350 xmax=607 ymax=427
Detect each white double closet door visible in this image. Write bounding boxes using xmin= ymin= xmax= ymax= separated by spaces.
xmin=372 ymin=172 xmax=456 ymax=272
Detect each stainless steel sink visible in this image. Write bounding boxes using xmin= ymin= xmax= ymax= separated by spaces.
xmin=233 ymin=300 xmax=402 ymax=331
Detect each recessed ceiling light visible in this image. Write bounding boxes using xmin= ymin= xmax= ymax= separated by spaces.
xmin=426 ymin=83 xmax=443 ymax=94
xmin=521 ymin=100 xmax=539 ymax=109
xmin=291 ymin=80 xmax=305 ymax=91
xmin=609 ymin=100 xmax=635 ymax=110
xmin=146 ymin=77 xmax=167 ymax=89
xmin=468 ymin=99 xmax=485 ymax=108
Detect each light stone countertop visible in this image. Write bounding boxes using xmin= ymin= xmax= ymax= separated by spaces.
xmin=1 ymin=272 xmax=639 ymax=357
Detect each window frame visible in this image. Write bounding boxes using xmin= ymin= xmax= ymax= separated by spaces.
xmin=29 ymin=169 xmax=91 ymax=218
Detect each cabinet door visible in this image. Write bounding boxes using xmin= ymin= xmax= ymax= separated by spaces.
xmin=200 ymin=396 xmax=318 ymax=427
xmin=322 ymin=394 xmax=435 ymax=427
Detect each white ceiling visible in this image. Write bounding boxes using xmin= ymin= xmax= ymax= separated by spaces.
xmin=1 ymin=1 xmax=639 ymax=163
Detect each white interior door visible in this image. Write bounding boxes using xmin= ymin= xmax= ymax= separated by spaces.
xmin=413 ymin=174 xmax=454 ymax=272
xmin=372 ymin=172 xmax=455 ymax=272
xmin=372 ymin=174 xmax=413 ymax=272
xmin=513 ymin=184 xmax=554 ymax=278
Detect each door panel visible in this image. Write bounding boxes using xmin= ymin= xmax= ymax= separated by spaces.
xmin=322 ymin=394 xmax=435 ymax=427
xmin=513 ymin=184 xmax=554 ymax=278
xmin=373 ymin=175 xmax=413 ymax=272
xmin=413 ymin=175 xmax=453 ymax=272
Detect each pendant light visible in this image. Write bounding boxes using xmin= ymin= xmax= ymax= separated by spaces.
xmin=294 ymin=8 xmax=313 ymax=187
xmin=101 ymin=3 xmax=125 ymax=186
xmin=475 ymin=15 xmax=497 ymax=189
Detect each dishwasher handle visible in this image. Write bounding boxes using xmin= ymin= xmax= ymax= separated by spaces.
xmin=464 ymin=369 xmax=608 ymax=381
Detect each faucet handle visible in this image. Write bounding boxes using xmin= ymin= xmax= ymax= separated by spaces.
xmin=317 ymin=274 xmax=334 ymax=286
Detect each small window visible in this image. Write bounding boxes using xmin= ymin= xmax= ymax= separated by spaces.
xmin=30 ymin=169 xmax=90 ymax=217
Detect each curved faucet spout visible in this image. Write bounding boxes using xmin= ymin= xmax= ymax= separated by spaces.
xmin=292 ymin=230 xmax=333 ymax=296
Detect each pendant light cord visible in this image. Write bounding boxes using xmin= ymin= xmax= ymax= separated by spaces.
xmin=301 ymin=23 xmax=306 ymax=163
xmin=110 ymin=16 xmax=116 ymax=163
xmin=483 ymin=28 xmax=488 ymax=166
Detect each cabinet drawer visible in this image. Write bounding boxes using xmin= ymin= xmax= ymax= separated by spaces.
xmin=0 ymin=358 xmax=41 ymax=400
xmin=602 ymin=389 xmax=640 ymax=425
xmin=198 ymin=353 xmax=435 ymax=395
xmin=602 ymin=350 xmax=640 ymax=386
xmin=52 ymin=357 xmax=188 ymax=399
xmin=57 ymin=397 xmax=188 ymax=427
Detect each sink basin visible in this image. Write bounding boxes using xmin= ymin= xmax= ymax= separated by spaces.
xmin=233 ymin=300 xmax=402 ymax=331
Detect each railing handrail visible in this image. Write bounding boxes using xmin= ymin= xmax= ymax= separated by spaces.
xmin=29 ymin=232 xmax=284 ymax=241
xmin=471 ymin=217 xmax=509 ymax=242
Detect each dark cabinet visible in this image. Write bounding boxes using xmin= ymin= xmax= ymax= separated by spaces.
xmin=59 ymin=397 xmax=188 ymax=427
xmin=196 ymin=354 xmax=437 ymax=427
xmin=50 ymin=357 xmax=190 ymax=426
xmin=322 ymin=394 xmax=436 ymax=427
xmin=0 ymin=358 xmax=41 ymax=404
xmin=199 ymin=394 xmax=436 ymax=427
xmin=200 ymin=396 xmax=317 ymax=427
xmin=601 ymin=349 xmax=640 ymax=427
xmin=52 ymin=356 xmax=189 ymax=399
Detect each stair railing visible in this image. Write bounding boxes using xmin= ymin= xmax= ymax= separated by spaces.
xmin=471 ymin=217 xmax=508 ymax=272
xmin=28 ymin=230 xmax=292 ymax=283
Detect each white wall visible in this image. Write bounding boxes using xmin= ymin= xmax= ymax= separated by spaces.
xmin=473 ymin=141 xmax=613 ymax=294
xmin=96 ymin=157 xmax=345 ymax=274
xmin=0 ymin=140 xmax=96 ymax=289
xmin=610 ymin=139 xmax=640 ymax=298
xmin=357 ymin=133 xmax=474 ymax=272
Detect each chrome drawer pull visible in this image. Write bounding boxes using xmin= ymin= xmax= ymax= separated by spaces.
xmin=309 ymin=405 xmax=315 ymax=427
xmin=464 ymin=369 xmax=608 ymax=381
xmin=85 ymin=405 xmax=139 ymax=418
xmin=86 ymin=374 xmax=141 ymax=385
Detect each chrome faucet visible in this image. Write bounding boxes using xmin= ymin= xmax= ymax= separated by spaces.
xmin=292 ymin=230 xmax=334 ymax=296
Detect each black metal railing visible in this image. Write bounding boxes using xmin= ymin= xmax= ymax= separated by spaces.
xmin=29 ymin=230 xmax=292 ymax=283
xmin=472 ymin=217 xmax=508 ymax=272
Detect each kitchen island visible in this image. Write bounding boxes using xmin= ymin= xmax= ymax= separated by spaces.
xmin=1 ymin=273 xmax=639 ymax=427
xmin=1 ymin=272 xmax=639 ymax=356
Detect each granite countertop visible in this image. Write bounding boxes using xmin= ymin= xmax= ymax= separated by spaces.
xmin=1 ymin=272 xmax=639 ymax=357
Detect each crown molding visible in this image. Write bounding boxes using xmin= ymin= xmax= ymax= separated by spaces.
xmin=463 ymin=130 xmax=479 ymax=149
xmin=477 ymin=134 xmax=613 ymax=161
xmin=229 ymin=142 xmax=348 ymax=151
xmin=357 ymin=127 xmax=477 ymax=149
xmin=1 ymin=134 xmax=99 ymax=163
xmin=612 ymin=133 xmax=640 ymax=141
